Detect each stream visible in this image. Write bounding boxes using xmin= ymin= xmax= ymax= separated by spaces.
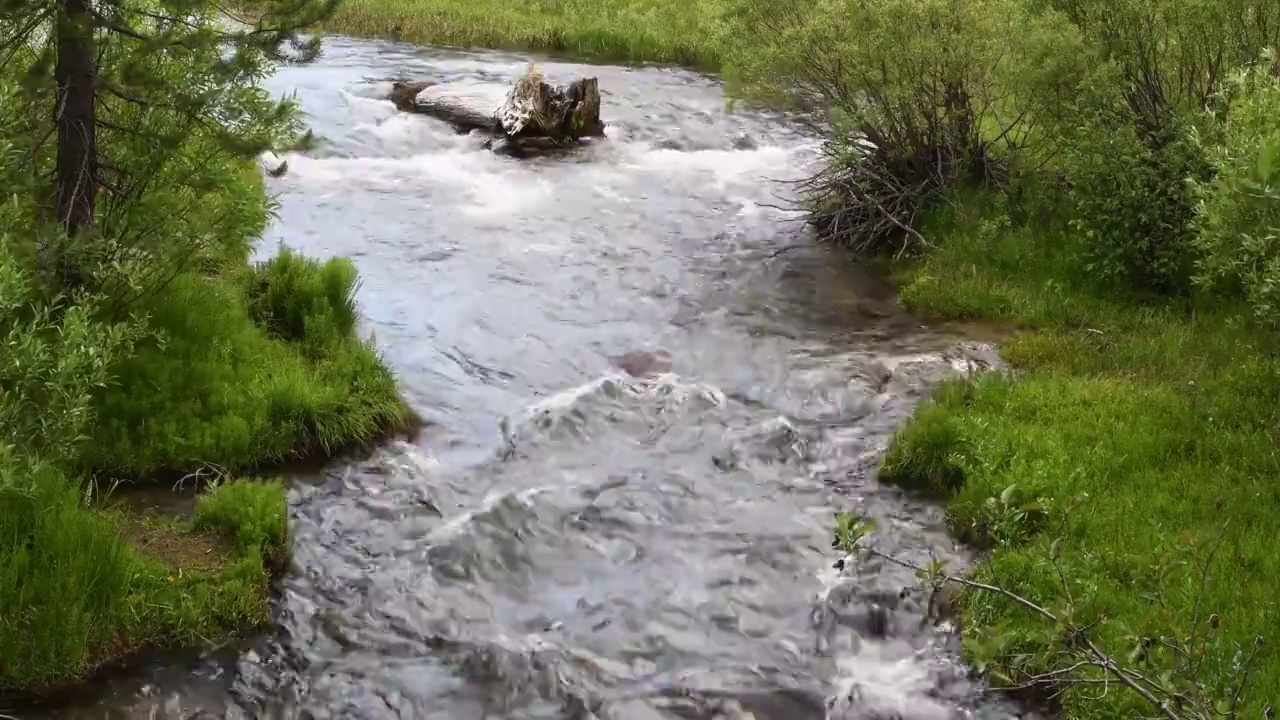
xmin=17 ymin=37 xmax=1028 ymax=720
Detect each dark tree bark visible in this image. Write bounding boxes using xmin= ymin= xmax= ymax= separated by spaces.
xmin=54 ymin=0 xmax=97 ymax=240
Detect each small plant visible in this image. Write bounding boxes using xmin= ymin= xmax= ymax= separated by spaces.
xmin=245 ymin=246 xmax=360 ymax=348
xmin=194 ymin=477 xmax=289 ymax=569
xmin=956 ymin=482 xmax=1049 ymax=549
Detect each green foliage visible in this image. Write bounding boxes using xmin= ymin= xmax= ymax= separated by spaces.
xmin=1058 ymin=106 xmax=1209 ymax=294
xmin=1022 ymin=0 xmax=1278 ymax=296
xmin=246 ymin=246 xmax=358 ymax=347
xmin=1032 ymin=0 xmax=1280 ymax=122
xmin=322 ymin=0 xmax=716 ymax=67
xmin=0 ymin=458 xmax=135 ymax=687
xmin=879 ymin=401 xmax=971 ymax=498
xmin=0 ymin=0 xmax=404 ymax=691
xmin=710 ymin=0 xmax=1082 ymax=253
xmin=0 ymin=244 xmax=295 ymax=690
xmin=194 ymin=478 xmax=289 ymax=565
xmin=0 ymin=243 xmax=142 ymax=470
xmin=888 ymin=203 xmax=1280 ymax=718
xmin=86 ymin=254 xmax=409 ymax=477
xmin=0 ymin=0 xmax=334 ymax=304
xmin=1192 ymin=61 xmax=1280 ymax=325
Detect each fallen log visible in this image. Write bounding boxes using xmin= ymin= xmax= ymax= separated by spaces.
xmin=388 ymin=80 xmax=501 ymax=135
xmin=387 ymin=66 xmax=604 ymax=155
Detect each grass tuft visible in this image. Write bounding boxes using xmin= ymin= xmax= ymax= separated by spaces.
xmin=85 ymin=248 xmax=412 ymax=479
xmin=194 ymin=478 xmax=290 ymax=570
xmin=879 ymin=401 xmax=971 ymax=498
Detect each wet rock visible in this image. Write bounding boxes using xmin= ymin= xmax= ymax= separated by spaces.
xmin=614 ymin=349 xmax=673 ymax=378
xmin=388 ymin=66 xmax=605 ymax=157
xmin=881 ymin=342 xmax=1005 ymax=396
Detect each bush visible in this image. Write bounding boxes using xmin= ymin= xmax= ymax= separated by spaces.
xmin=712 ymin=0 xmax=1081 ymax=254
xmin=1022 ymin=0 xmax=1280 ymax=296
xmin=1057 ymin=94 xmax=1209 ymax=294
xmin=1033 ymin=0 xmax=1280 ymax=125
xmin=1192 ymin=61 xmax=1280 ymax=325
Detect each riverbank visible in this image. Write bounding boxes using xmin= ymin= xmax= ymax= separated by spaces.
xmin=0 ymin=30 xmax=413 ymax=689
xmin=876 ymin=199 xmax=1280 ymax=717
xmin=0 ymin=242 xmax=414 ymax=692
xmin=321 ymin=0 xmax=717 ymax=67
xmin=1 ymin=477 xmax=288 ymax=694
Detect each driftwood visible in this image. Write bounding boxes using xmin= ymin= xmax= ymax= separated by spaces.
xmin=387 ymin=67 xmax=604 ymax=156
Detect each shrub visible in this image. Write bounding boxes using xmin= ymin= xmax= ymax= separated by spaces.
xmin=1057 ymin=92 xmax=1209 ymax=295
xmin=0 ymin=247 xmax=141 ymax=687
xmin=1024 ymin=0 xmax=1280 ymax=296
xmin=712 ymin=0 xmax=1081 ymax=254
xmin=0 ymin=242 xmax=142 ymax=471
xmin=1192 ymin=61 xmax=1280 ymax=325
xmin=1034 ymin=0 xmax=1280 ymax=126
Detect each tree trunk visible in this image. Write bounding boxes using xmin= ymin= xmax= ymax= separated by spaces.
xmin=54 ymin=0 xmax=97 ymax=241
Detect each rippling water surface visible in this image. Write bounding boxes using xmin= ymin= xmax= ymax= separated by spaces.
xmin=22 ymin=37 xmax=1029 ymax=720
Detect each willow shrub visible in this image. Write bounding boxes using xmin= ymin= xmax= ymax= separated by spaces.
xmin=708 ymin=0 xmax=1085 ymax=254
xmin=1192 ymin=60 xmax=1280 ymax=325
xmin=1028 ymin=0 xmax=1280 ymax=296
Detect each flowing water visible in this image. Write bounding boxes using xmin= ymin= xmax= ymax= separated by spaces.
xmin=13 ymin=37 xmax=1030 ymax=720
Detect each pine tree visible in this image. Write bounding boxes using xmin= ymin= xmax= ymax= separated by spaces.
xmin=0 ymin=0 xmax=337 ymax=289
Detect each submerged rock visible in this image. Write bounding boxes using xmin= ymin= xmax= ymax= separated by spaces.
xmin=614 ymin=349 xmax=673 ymax=378
xmin=387 ymin=66 xmax=605 ymax=158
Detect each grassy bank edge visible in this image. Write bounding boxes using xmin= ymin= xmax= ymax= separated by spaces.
xmin=317 ymin=0 xmax=720 ymax=69
xmin=864 ymin=201 xmax=1280 ymax=716
xmin=1 ymin=245 xmax=417 ymax=695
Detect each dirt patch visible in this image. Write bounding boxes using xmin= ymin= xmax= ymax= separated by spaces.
xmin=114 ymin=510 xmax=233 ymax=574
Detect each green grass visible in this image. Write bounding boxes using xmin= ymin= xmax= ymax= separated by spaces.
xmin=321 ymin=0 xmax=720 ymax=68
xmin=881 ymin=200 xmax=1280 ymax=717
xmin=86 ymin=247 xmax=413 ymax=479
xmin=0 ymin=241 xmax=410 ymax=692
xmin=0 ymin=473 xmax=289 ymax=690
